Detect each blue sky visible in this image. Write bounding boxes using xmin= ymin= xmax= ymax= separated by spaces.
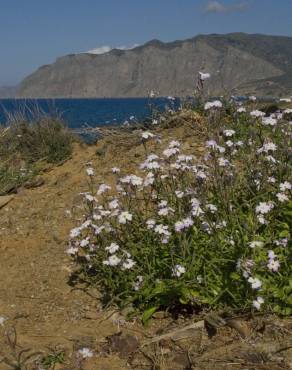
xmin=1 ymin=0 xmax=292 ymax=86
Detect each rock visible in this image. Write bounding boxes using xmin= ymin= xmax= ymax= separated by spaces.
xmin=107 ymin=333 xmax=139 ymax=358
xmin=0 ymin=195 xmax=14 ymax=209
xmin=24 ymin=177 xmax=45 ymax=189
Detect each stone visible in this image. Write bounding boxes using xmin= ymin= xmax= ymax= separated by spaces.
xmin=0 ymin=195 xmax=14 ymax=209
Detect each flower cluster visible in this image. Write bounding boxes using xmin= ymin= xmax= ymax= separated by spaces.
xmin=68 ymin=99 xmax=291 ymax=317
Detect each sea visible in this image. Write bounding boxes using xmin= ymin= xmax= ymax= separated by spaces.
xmin=0 ymin=98 xmax=180 ymax=130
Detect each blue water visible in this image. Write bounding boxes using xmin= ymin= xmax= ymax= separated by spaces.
xmin=0 ymin=98 xmax=179 ymax=129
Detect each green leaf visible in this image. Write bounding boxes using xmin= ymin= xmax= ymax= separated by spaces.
xmin=142 ymin=306 xmax=158 ymax=325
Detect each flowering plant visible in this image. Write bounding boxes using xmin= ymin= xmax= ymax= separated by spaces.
xmin=68 ymin=102 xmax=291 ymax=320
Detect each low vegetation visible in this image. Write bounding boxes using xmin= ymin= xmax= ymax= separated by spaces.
xmin=0 ymin=111 xmax=73 ymax=195
xmin=68 ymin=98 xmax=291 ymax=322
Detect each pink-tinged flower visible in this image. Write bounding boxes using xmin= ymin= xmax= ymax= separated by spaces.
xmin=267 ymin=259 xmax=280 ymax=272
xmin=97 ymin=183 xmax=111 ymax=195
xmin=163 ymin=148 xmax=180 ymax=158
xmin=111 ymin=167 xmax=120 ymax=174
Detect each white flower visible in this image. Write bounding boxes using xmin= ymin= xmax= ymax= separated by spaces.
xmin=249 ymin=241 xmax=264 ymax=249
xmin=80 ymin=238 xmax=90 ymax=248
xmin=120 ymin=175 xmax=143 ymax=186
xmin=248 ymin=277 xmax=262 ymax=290
xmin=70 ymin=227 xmax=81 ymax=239
xmin=154 ymin=224 xmax=170 ymax=236
xmin=223 ymin=129 xmax=235 ymax=137
xmin=0 ymin=316 xmax=6 ymax=326
xmin=144 ymin=172 xmax=155 ymax=186
xmin=262 ymin=117 xmax=277 ymax=126
xmin=257 ymin=142 xmax=277 ymax=153
xmin=256 ymin=201 xmax=274 ymax=214
xmin=206 ymin=139 xmax=217 ymax=149
xmin=249 ymin=95 xmax=257 ymax=101
xmin=284 ymin=108 xmax=292 ymax=114
xmin=103 ymin=255 xmax=121 ymax=266
xmin=199 ymin=71 xmax=211 ymax=81
xmin=97 ymin=184 xmax=111 ymax=195
xmin=172 ymin=264 xmax=186 ymax=277
xmin=78 ymin=348 xmax=94 ymax=359
xmin=133 ymin=276 xmax=143 ymax=291
xmin=218 ymin=157 xmax=230 ymax=167
xmin=250 ymin=110 xmax=265 ymax=118
xmin=118 ymin=211 xmax=133 ymax=224
xmin=123 ymin=258 xmax=136 ymax=269
xmin=280 ymin=181 xmax=291 ymax=191
xmin=204 ymin=100 xmax=222 ymax=110
xmin=86 ymin=167 xmax=94 ymax=176
xmin=109 ymin=199 xmax=119 ymax=209
xmin=206 ymin=204 xmax=217 ymax=213
xmin=142 ymin=131 xmax=155 ymax=140
xmin=106 ymin=243 xmax=120 ymax=254
xmin=253 ymin=297 xmax=264 ymax=310
xmin=158 ymin=207 xmax=174 ymax=216
xmin=275 ymin=238 xmax=288 ymax=247
xmin=152 ymin=119 xmax=158 ymax=125
xmin=169 ymin=140 xmax=180 ymax=148
xmin=237 ymin=107 xmax=246 ymax=113
xmin=111 ymin=167 xmax=120 ymax=174
xmin=67 ymin=246 xmax=79 ymax=255
xmin=146 ymin=219 xmax=156 ymax=229
xmin=267 ymin=259 xmax=280 ymax=272
xmin=163 ymin=148 xmax=180 ymax=158
xmin=267 ymin=177 xmax=276 ymax=184
xmin=225 ymin=140 xmax=233 ymax=147
xmin=276 ymin=193 xmax=289 ymax=202
xmin=175 ymin=218 xmax=193 ymax=232
xmin=257 ymin=215 xmax=267 ymax=224
xmin=175 ymin=190 xmax=184 ymax=198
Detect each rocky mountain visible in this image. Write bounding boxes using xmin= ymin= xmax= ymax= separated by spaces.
xmin=17 ymin=33 xmax=292 ymax=98
xmin=0 ymin=86 xmax=17 ymax=98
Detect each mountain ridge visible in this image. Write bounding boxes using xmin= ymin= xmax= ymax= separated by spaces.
xmin=17 ymin=33 xmax=292 ymax=98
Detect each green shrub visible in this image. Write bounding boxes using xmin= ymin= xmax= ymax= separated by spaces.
xmin=68 ymin=102 xmax=291 ymax=320
xmin=0 ymin=111 xmax=73 ymax=194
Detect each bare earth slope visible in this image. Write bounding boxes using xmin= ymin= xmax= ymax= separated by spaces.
xmin=17 ymin=33 xmax=292 ymax=98
xmin=0 ymin=128 xmax=292 ymax=369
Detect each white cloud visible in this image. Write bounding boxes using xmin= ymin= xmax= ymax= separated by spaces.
xmin=86 ymin=44 xmax=139 ymax=55
xmin=205 ymin=1 xmax=248 ymax=13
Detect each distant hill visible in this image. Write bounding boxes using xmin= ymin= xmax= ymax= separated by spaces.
xmin=0 ymin=86 xmax=17 ymax=98
xmin=17 ymin=33 xmax=292 ymax=98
